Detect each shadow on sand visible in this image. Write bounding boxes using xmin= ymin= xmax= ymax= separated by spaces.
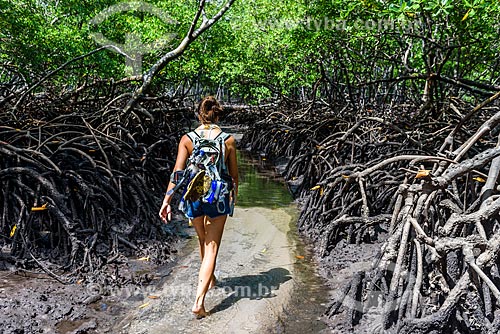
xmin=209 ymin=267 xmax=292 ymax=314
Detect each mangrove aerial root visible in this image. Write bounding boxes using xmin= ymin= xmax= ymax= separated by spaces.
xmin=240 ymin=97 xmax=500 ymax=333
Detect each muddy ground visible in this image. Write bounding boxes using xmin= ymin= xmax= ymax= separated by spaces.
xmin=0 ymin=235 xmax=181 ymax=334
xmin=0 ymin=204 xmax=336 ymax=334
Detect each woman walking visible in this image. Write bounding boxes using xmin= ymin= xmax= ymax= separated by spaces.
xmin=159 ymin=96 xmax=238 ymax=318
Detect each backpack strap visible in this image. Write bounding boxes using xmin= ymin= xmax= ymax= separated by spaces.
xmin=186 ymin=131 xmax=200 ymax=143
xmin=218 ymin=132 xmax=231 ymax=174
xmin=218 ymin=132 xmax=231 ymax=141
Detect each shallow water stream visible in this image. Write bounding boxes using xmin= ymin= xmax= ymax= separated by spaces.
xmin=234 ymin=151 xmax=329 ymax=333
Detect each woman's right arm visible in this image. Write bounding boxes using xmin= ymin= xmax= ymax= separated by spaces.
xmin=159 ymin=135 xmax=190 ymax=223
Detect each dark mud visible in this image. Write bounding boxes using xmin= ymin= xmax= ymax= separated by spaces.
xmin=0 ymin=241 xmax=183 ymax=334
xmin=320 ymin=239 xmax=385 ymax=333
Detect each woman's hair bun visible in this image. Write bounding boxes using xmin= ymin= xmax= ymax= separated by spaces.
xmin=198 ymin=96 xmax=223 ymax=124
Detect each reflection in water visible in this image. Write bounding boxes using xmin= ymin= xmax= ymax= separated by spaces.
xmin=236 ymin=152 xmax=293 ymax=208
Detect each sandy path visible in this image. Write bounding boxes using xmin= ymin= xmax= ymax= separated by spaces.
xmin=115 ymin=206 xmax=297 ymax=334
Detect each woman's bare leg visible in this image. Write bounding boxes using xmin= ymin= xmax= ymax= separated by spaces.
xmin=191 ymin=217 xmax=206 ymax=258
xmin=192 ymin=214 xmax=227 ymax=317
xmin=191 ymin=217 xmax=217 ymax=289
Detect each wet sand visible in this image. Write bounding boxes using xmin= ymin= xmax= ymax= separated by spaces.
xmin=115 ymin=206 xmax=300 ymax=333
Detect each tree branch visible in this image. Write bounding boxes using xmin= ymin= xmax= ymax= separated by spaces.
xmin=122 ymin=0 xmax=236 ymax=114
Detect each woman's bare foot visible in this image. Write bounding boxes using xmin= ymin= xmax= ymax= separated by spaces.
xmin=192 ymin=304 xmax=208 ymax=319
xmin=208 ymin=275 xmax=217 ymax=290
